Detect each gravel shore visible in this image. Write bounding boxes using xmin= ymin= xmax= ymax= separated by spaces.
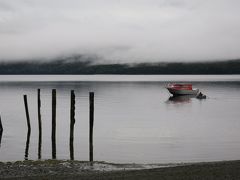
xmin=1 ymin=160 xmax=240 ymax=180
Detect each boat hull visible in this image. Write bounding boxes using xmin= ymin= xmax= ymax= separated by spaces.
xmin=167 ymin=88 xmax=199 ymax=96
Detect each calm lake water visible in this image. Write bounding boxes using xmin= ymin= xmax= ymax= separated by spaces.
xmin=0 ymin=75 xmax=240 ymax=164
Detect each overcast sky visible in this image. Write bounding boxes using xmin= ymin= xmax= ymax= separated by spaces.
xmin=0 ymin=0 xmax=240 ymax=63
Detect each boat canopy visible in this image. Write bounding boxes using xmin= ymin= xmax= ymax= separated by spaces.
xmin=167 ymin=84 xmax=193 ymax=90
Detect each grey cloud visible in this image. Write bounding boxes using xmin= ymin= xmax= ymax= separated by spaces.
xmin=0 ymin=0 xmax=240 ymax=63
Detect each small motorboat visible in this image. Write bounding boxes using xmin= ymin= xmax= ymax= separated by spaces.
xmin=166 ymin=83 xmax=199 ymax=96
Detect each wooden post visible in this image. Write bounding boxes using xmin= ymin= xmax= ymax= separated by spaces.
xmin=23 ymin=95 xmax=31 ymax=160
xmin=37 ymin=89 xmax=42 ymax=159
xmin=24 ymin=95 xmax=31 ymax=132
xmin=89 ymin=92 xmax=94 ymax=162
xmin=70 ymin=90 xmax=75 ymax=160
xmin=52 ymin=89 xmax=56 ymax=159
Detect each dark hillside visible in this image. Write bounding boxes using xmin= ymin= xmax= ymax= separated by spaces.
xmin=0 ymin=57 xmax=239 ymax=74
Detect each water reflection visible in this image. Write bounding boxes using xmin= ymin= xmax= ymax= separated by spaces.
xmin=1 ymin=77 xmax=240 ymax=163
xmin=24 ymin=130 xmax=30 ymax=160
xmin=38 ymin=133 xmax=42 ymax=160
xmin=167 ymin=95 xmax=197 ymax=104
xmin=0 ymin=116 xmax=2 ymax=147
xmin=69 ymin=136 xmax=74 ymax=160
xmin=0 ymin=130 xmax=2 ymax=148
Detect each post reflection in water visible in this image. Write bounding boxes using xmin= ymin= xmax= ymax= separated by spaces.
xmin=70 ymin=132 xmax=74 ymax=160
xmin=0 ymin=116 xmax=2 ymax=148
xmin=38 ymin=134 xmax=42 ymax=160
xmin=24 ymin=130 xmax=30 ymax=160
xmin=0 ymin=131 xmax=3 ymax=148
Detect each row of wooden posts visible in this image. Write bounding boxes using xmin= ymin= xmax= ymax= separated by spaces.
xmin=23 ymin=89 xmax=94 ymax=161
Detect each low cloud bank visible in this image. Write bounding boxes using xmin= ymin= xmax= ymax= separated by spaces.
xmin=0 ymin=0 xmax=240 ymax=63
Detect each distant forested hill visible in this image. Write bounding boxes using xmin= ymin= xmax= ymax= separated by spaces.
xmin=0 ymin=57 xmax=239 ymax=74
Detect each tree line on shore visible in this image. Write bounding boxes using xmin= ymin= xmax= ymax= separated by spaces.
xmin=0 ymin=57 xmax=239 ymax=74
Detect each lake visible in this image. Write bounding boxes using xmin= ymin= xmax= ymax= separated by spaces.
xmin=0 ymin=75 xmax=240 ymax=164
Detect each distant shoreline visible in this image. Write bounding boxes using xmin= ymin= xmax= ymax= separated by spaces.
xmin=0 ymin=74 xmax=240 ymax=83
xmin=0 ymin=59 xmax=240 ymax=75
xmin=1 ymin=160 xmax=240 ymax=179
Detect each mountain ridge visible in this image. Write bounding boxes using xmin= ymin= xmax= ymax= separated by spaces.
xmin=0 ymin=56 xmax=239 ymax=74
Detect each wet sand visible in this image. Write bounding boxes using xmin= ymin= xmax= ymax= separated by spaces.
xmin=1 ymin=160 xmax=240 ymax=180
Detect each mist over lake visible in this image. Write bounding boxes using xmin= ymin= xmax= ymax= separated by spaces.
xmin=0 ymin=75 xmax=240 ymax=163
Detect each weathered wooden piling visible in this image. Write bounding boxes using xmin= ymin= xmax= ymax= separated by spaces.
xmin=37 ymin=89 xmax=42 ymax=159
xmin=24 ymin=95 xmax=31 ymax=132
xmin=89 ymin=92 xmax=94 ymax=162
xmin=70 ymin=90 xmax=75 ymax=160
xmin=52 ymin=89 xmax=56 ymax=159
xmin=23 ymin=95 xmax=31 ymax=160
